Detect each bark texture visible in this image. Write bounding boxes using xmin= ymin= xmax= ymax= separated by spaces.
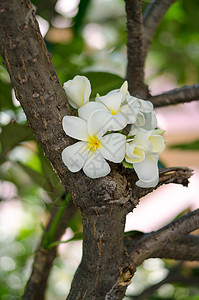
xmin=150 ymin=84 xmax=199 ymax=107
xmin=0 ymin=1 xmax=198 ymax=300
xmin=124 ymin=0 xmax=149 ymax=98
xmin=67 ymin=206 xmax=128 ymax=300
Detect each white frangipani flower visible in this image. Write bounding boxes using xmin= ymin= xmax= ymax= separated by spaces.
xmin=124 ymin=95 xmax=156 ymax=127
xmin=78 ymin=81 xmax=142 ymax=132
xmin=62 ymin=116 xmax=126 ymax=178
xmin=63 ymin=75 xmax=91 ymax=109
xmin=79 ymin=90 xmax=128 ymax=132
xmin=131 ymin=110 xmax=157 ymax=131
xmin=61 ymin=75 xmax=166 ymax=187
xmin=125 ymin=128 xmax=165 ymax=188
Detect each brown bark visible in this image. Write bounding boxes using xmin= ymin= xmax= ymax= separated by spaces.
xmin=150 ymin=84 xmax=199 ymax=107
xmin=124 ymin=0 xmax=149 ymax=98
xmin=125 ymin=233 xmax=199 ymax=262
xmin=0 ymin=1 xmax=197 ymax=300
xmin=67 ymin=206 xmax=128 ymax=300
xmin=127 ymin=209 xmax=199 ymax=270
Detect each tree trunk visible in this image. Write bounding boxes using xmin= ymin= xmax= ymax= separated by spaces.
xmin=67 ymin=206 xmax=127 ymax=299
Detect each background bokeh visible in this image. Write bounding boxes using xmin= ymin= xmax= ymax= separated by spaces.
xmin=0 ymin=0 xmax=199 ymax=299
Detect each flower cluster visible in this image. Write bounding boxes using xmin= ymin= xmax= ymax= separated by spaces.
xmin=62 ymin=75 xmax=165 ymax=188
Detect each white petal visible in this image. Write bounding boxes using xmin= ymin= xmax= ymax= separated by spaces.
xmin=99 ymin=133 xmax=126 ymax=163
xmin=125 ymin=143 xmax=145 ymax=163
xmin=63 ymin=75 xmax=91 ymax=108
xmin=62 ymin=141 xmax=89 ymax=172
xmin=83 ymin=150 xmax=110 ymax=178
xmin=87 ymin=110 xmax=113 ymax=138
xmin=134 ymin=156 xmax=159 ymax=188
xmin=62 ymin=116 xmax=89 ymax=141
xmin=120 ymin=81 xmax=128 ymax=94
xmin=140 ymin=99 xmax=153 ymax=112
xmin=135 ymin=112 xmax=145 ymax=127
xmin=120 ymin=103 xmax=138 ymax=124
xmin=111 ymin=113 xmax=128 ymax=131
xmin=78 ymin=102 xmax=108 ymax=121
xmin=140 ymin=112 xmax=157 ymax=130
xmin=136 ymin=177 xmax=159 ymax=188
xmin=97 ymin=91 xmax=124 ymax=114
xmin=149 ymin=135 xmax=165 ymax=154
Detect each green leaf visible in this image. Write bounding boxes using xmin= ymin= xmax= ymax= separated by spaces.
xmin=0 ymin=123 xmax=33 ymax=161
xmin=124 ymin=230 xmax=144 ymax=238
xmin=48 ymin=232 xmax=83 ymax=249
xmin=170 ymin=139 xmax=199 ymax=151
xmin=42 ymin=193 xmax=71 ymax=249
xmin=80 ymin=72 xmax=123 ymax=98
xmin=122 ymin=160 xmax=134 ymax=169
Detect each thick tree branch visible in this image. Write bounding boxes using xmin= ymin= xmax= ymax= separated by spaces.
xmin=151 ymin=235 xmax=199 ymax=261
xmin=23 ymin=200 xmax=77 ymax=300
xmin=124 ymin=0 xmax=149 ymax=98
xmin=0 ymin=2 xmax=195 ymax=299
xmin=129 ymin=209 xmax=199 ymax=270
xmin=143 ymin=0 xmax=177 ymax=61
xmin=150 ymin=84 xmax=199 ymax=107
xmin=125 ymin=234 xmax=199 ymax=262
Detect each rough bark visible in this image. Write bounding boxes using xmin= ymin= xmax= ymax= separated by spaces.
xmin=150 ymin=235 xmax=199 ymax=261
xmin=67 ymin=206 xmax=128 ymax=300
xmin=0 ymin=1 xmax=197 ymax=300
xmin=125 ymin=234 xmax=199 ymax=262
xmin=124 ymin=0 xmax=149 ymax=98
xmin=150 ymin=84 xmax=199 ymax=107
xmin=127 ymin=209 xmax=199 ymax=270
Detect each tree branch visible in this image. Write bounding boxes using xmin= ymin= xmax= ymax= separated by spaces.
xmin=23 ymin=200 xmax=77 ymax=300
xmin=143 ymin=0 xmax=177 ymax=61
xmin=123 ymin=166 xmax=193 ymax=203
xmin=129 ymin=209 xmax=199 ymax=270
xmin=0 ymin=2 xmax=195 ymax=299
xmin=124 ymin=0 xmax=149 ymax=98
xmin=150 ymin=84 xmax=199 ymax=107
xmin=125 ymin=234 xmax=199 ymax=262
xmin=151 ymin=235 xmax=199 ymax=261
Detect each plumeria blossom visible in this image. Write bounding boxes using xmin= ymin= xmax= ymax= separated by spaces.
xmin=125 ymin=95 xmax=156 ymax=129
xmin=62 ymin=116 xmax=126 ymax=178
xmin=125 ymin=128 xmax=165 ymax=188
xmin=62 ymin=75 xmax=166 ymax=187
xmin=78 ymin=81 xmax=130 ymax=131
xmin=63 ymin=75 xmax=91 ymax=109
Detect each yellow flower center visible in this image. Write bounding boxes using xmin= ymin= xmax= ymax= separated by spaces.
xmin=110 ymin=109 xmax=117 ymax=115
xmin=88 ymin=136 xmax=101 ymax=151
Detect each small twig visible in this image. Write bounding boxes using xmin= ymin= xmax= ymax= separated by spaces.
xmin=150 ymin=84 xmax=199 ymax=107
xmin=126 ymin=166 xmax=194 ymax=203
xmin=143 ymin=0 xmax=177 ymax=61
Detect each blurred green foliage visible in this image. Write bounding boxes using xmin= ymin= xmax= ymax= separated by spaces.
xmin=0 ymin=0 xmax=199 ymax=299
